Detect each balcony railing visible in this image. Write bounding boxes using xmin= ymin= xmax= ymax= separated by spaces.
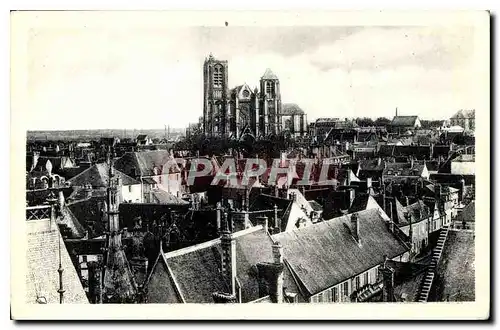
xmin=26 ymin=205 xmax=52 ymax=221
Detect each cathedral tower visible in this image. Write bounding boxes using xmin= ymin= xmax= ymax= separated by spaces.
xmin=203 ymin=54 xmax=229 ymax=136
xmin=259 ymin=68 xmax=282 ymax=136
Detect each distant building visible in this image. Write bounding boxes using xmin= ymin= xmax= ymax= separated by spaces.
xmin=202 ymin=54 xmax=307 ymax=138
xmin=136 ymin=134 xmax=153 ymax=146
xmin=450 ymin=109 xmax=475 ymax=132
xmin=391 ymin=116 xmax=422 ymax=134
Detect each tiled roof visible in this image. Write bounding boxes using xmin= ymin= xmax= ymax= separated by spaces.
xmin=281 ymin=103 xmax=305 ymax=115
xmin=67 ymin=163 xmax=140 ymax=187
xmin=273 ymin=208 xmax=409 ymax=295
xmin=391 ymin=116 xmax=419 ymax=127
xmin=26 ymin=219 xmax=89 ymax=304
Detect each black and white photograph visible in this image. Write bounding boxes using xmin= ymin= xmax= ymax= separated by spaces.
xmin=10 ymin=10 xmax=490 ymax=320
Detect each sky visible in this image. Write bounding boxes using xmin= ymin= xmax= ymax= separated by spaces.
xmin=23 ymin=20 xmax=480 ymax=130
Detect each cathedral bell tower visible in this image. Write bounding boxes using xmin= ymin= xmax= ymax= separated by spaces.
xmin=203 ymin=54 xmax=229 ymax=136
xmin=259 ymin=68 xmax=282 ymax=136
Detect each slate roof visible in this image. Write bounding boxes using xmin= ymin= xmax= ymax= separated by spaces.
xmin=26 ymin=219 xmax=89 ymax=304
xmin=391 ymin=116 xmax=419 ymax=127
xmin=457 ymin=201 xmax=475 ymax=223
xmin=398 ymin=200 xmax=431 ymax=226
xmin=149 ymin=226 xmax=291 ymax=303
xmin=67 ymin=194 xmax=107 ymax=238
xmin=261 ymin=68 xmax=278 ymax=80
xmin=150 ymin=189 xmax=189 ymax=205
xmin=383 ymin=163 xmax=426 ymax=177
xmin=114 ymin=151 xmax=175 ymax=178
xmin=432 ymin=145 xmax=451 ymax=159
xmin=249 ymin=194 xmax=293 ymax=232
xmin=308 ymin=200 xmax=323 ymax=212
xmin=273 ymin=208 xmax=409 ymax=295
xmin=378 ymin=145 xmax=431 ymax=160
xmin=437 ymin=230 xmax=475 ymax=301
xmin=67 ymin=163 xmax=140 ymax=187
xmin=281 ymin=103 xmax=305 ymax=116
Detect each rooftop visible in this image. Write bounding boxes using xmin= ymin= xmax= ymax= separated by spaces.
xmin=273 ymin=208 xmax=408 ymax=295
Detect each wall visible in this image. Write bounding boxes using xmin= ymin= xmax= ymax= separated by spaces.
xmin=451 ymin=161 xmax=475 ymax=175
xmin=122 ymin=184 xmax=142 ymax=203
xmin=400 ymin=220 xmax=429 ymax=255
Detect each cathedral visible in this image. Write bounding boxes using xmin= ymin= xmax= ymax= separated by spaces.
xmin=202 ymin=54 xmax=308 ymax=139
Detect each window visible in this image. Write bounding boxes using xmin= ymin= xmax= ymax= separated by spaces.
xmin=128 ymin=185 xmax=132 ymax=193
xmin=318 ymin=292 xmax=324 ymax=303
xmin=355 ymin=276 xmax=360 ymax=290
xmin=213 ymin=66 xmax=223 ymax=87
xmin=341 ymin=282 xmax=349 ymax=301
xmin=265 ymin=81 xmax=275 ymax=97
xmin=332 ymin=287 xmax=339 ymax=302
xmin=363 ymin=272 xmax=369 ymax=286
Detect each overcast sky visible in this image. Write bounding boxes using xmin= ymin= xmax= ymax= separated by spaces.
xmin=24 ymin=22 xmax=479 ymax=130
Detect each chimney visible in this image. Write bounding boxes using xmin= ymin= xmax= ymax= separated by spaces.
xmin=461 ymin=179 xmax=466 ymax=202
xmin=87 ymin=261 xmax=103 ymax=304
xmin=388 ymin=201 xmax=395 ymax=232
xmin=216 ymin=202 xmax=222 ymax=234
xmin=232 ymin=211 xmax=249 ymax=233
xmin=220 ymin=230 xmax=236 ymax=296
xmin=257 ymin=216 xmax=268 ymax=232
xmin=366 ymin=177 xmax=373 ymax=192
xmin=349 ymin=188 xmax=356 ymax=208
xmin=274 ymin=204 xmax=281 ymax=234
xmin=350 ymin=213 xmax=360 ymax=243
xmin=380 ymin=257 xmax=395 ymax=302
xmin=272 ymin=242 xmax=284 ymax=303
xmin=406 ymin=212 xmax=413 ymax=245
xmin=58 ymin=190 xmax=65 ymax=210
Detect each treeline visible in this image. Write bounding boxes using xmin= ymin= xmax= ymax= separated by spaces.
xmin=354 ymin=117 xmax=444 ymax=129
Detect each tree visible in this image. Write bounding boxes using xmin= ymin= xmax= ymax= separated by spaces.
xmin=355 ymin=117 xmax=375 ymax=127
xmin=374 ymin=117 xmax=391 ymax=127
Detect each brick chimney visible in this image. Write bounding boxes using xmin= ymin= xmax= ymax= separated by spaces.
xmin=271 ymin=242 xmax=284 ymax=303
xmin=380 ymin=257 xmax=395 ymax=302
xmin=366 ymin=177 xmax=373 ymax=193
xmin=256 ymin=241 xmax=285 ymax=303
xmin=220 ymin=230 xmax=236 ymax=296
xmin=215 ymin=202 xmax=222 ymax=233
xmin=274 ymin=204 xmax=281 ymax=234
xmin=350 ymin=213 xmax=360 ymax=243
xmin=388 ymin=201 xmax=394 ymax=233
xmin=87 ymin=261 xmax=103 ymax=304
xmin=257 ymin=216 xmax=268 ymax=232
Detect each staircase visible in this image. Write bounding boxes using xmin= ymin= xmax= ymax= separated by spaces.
xmin=416 ymin=225 xmax=450 ymax=302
